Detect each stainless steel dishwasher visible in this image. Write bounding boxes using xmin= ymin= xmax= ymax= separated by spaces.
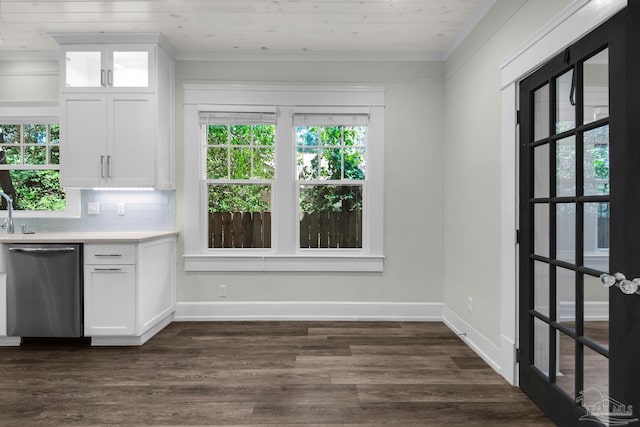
xmin=6 ymin=244 xmax=82 ymax=338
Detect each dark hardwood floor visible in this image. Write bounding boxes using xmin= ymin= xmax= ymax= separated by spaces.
xmin=0 ymin=322 xmax=553 ymax=426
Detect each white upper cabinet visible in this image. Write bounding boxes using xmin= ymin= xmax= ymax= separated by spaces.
xmin=63 ymin=46 xmax=154 ymax=92
xmin=52 ymin=34 xmax=175 ymax=189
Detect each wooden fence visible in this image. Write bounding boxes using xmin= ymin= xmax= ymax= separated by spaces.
xmin=208 ymin=212 xmax=271 ymax=248
xmin=299 ymin=210 xmax=362 ymax=248
xmin=208 ymin=210 xmax=362 ymax=249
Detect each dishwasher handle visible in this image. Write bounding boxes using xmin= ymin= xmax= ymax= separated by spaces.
xmin=9 ymin=247 xmax=77 ymax=254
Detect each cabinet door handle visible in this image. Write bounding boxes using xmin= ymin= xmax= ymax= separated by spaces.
xmin=93 ymin=268 xmax=122 ymax=272
xmin=107 ymin=69 xmax=113 ymax=87
xmin=94 ymin=254 xmax=122 ymax=257
xmin=107 ymin=155 xmax=112 ymax=178
xmin=100 ymin=155 xmax=105 ymax=178
xmin=101 ymin=69 xmax=106 ymax=86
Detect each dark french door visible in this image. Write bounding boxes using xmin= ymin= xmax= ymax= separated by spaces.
xmin=519 ymin=6 xmax=640 ymax=426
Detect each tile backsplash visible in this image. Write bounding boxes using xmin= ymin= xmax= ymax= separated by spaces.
xmin=15 ymin=190 xmax=174 ymax=232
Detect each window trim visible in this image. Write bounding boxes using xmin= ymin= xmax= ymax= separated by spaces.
xmin=0 ymin=102 xmax=81 ymax=218
xmin=183 ymin=84 xmax=385 ymax=271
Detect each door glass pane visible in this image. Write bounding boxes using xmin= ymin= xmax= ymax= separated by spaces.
xmin=584 ymin=125 xmax=609 ymax=196
xmin=556 ymin=69 xmax=576 ymax=133
xmin=557 ymin=203 xmax=576 ymax=264
xmin=584 ymin=202 xmax=609 ymax=270
xmin=534 ymin=84 xmax=550 ymax=141
xmin=112 ymin=51 xmax=149 ymax=87
xmin=583 ymin=49 xmax=609 ymax=125
xmin=557 ymin=267 xmax=575 ymax=326
xmin=65 ymin=51 xmax=101 ymax=87
xmin=534 ymin=144 xmax=550 ymax=198
xmin=584 ymin=274 xmax=609 ymax=350
xmin=534 ymin=203 xmax=549 ymax=257
xmin=581 ymin=346 xmax=609 ymax=418
xmin=556 ymin=136 xmax=576 ymax=197
xmin=534 ymin=317 xmax=550 ymax=377
xmin=556 ymin=330 xmax=575 ymax=398
xmin=534 ymin=261 xmax=550 ymax=317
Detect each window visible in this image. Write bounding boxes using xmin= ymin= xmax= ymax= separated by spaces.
xmin=183 ymin=85 xmax=384 ymax=271
xmin=295 ymin=115 xmax=368 ymax=249
xmin=202 ymin=113 xmax=276 ymax=248
xmin=0 ymin=122 xmax=76 ymax=214
xmin=0 ymin=103 xmax=80 ymax=217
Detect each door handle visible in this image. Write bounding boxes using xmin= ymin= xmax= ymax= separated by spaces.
xmin=107 ymin=69 xmax=113 ymax=87
xmin=600 ymin=272 xmax=640 ymax=295
xmin=100 ymin=155 xmax=105 ymax=179
xmin=101 ymin=69 xmax=106 ymax=86
xmin=106 ymin=155 xmax=112 ymax=178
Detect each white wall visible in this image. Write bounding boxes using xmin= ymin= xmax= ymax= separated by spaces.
xmin=443 ymin=0 xmax=574 ymax=345
xmin=0 ymin=60 xmax=58 ymax=102
xmin=174 ymin=61 xmax=445 ymax=306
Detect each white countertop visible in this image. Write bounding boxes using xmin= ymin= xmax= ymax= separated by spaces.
xmin=0 ymin=231 xmax=178 ymax=243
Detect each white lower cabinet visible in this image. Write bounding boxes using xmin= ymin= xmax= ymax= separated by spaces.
xmin=83 ymin=237 xmax=175 ymax=345
xmin=84 ymin=264 xmax=136 ymax=336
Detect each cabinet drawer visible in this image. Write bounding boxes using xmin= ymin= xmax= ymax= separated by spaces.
xmin=85 ymin=244 xmax=136 ymax=264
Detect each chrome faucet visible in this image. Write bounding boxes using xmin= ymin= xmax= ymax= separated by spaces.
xmin=0 ymin=191 xmax=15 ymax=234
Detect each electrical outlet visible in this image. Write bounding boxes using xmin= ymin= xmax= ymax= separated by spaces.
xmin=87 ymin=202 xmax=100 ymax=215
xmin=467 ymin=296 xmax=473 ymax=313
xmin=218 ymin=284 xmax=227 ymax=298
xmin=117 ymin=202 xmax=126 ymax=216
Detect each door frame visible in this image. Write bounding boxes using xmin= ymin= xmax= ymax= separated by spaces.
xmin=498 ymin=0 xmax=626 ymax=385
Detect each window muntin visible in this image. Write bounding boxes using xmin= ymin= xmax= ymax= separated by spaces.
xmin=0 ymin=123 xmax=67 ymax=211
xmin=206 ymin=124 xmax=275 ymax=180
xmin=202 ymin=113 xmax=276 ymax=249
xmin=296 ymin=126 xmax=366 ymax=180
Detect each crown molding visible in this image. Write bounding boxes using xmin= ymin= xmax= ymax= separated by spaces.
xmin=175 ymin=50 xmax=444 ymax=62
xmin=0 ymin=51 xmax=58 ymax=61
xmin=47 ymin=32 xmax=177 ymax=58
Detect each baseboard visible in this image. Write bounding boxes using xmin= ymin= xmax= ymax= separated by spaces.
xmin=0 ymin=336 xmax=21 ymax=346
xmin=442 ymin=306 xmax=502 ymax=374
xmin=90 ymin=312 xmax=174 ymax=346
xmin=558 ymin=301 xmax=608 ymax=321
xmin=174 ymin=301 xmax=443 ymax=321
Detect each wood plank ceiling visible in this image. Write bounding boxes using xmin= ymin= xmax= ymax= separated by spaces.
xmin=0 ymin=0 xmax=488 ymax=57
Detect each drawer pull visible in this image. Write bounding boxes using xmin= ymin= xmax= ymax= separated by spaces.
xmin=94 ymin=254 xmax=122 ymax=257
xmin=93 ymin=268 xmax=122 ymax=272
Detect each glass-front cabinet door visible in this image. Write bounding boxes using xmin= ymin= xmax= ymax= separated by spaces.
xmin=63 ymin=46 xmax=153 ymax=91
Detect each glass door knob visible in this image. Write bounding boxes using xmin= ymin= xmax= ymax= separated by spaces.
xmin=600 ymin=273 xmax=617 ymax=287
xmin=619 ymin=279 xmax=639 ymax=295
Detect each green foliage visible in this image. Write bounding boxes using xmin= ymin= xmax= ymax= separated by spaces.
xmin=208 ymin=184 xmax=270 ymax=213
xmin=297 ymin=126 xmax=365 ymax=213
xmin=10 ymin=170 xmax=66 ymax=211
xmin=205 ymin=124 xmax=365 ymax=214
xmin=0 ymin=124 xmax=65 ymax=211
xmin=299 ymin=185 xmax=362 ymax=214
xmin=206 ymin=124 xmax=275 ymax=213
xmin=206 ymin=125 xmax=275 ymax=180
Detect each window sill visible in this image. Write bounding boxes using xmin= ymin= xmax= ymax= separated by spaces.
xmin=183 ymin=254 xmax=384 ymax=272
